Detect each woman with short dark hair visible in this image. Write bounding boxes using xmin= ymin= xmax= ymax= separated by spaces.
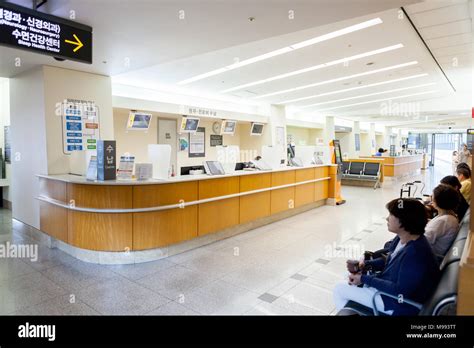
xmin=439 ymin=175 xmax=468 ymax=220
xmin=333 ymin=198 xmax=439 ymax=315
xmin=425 ymin=184 xmax=459 ymax=257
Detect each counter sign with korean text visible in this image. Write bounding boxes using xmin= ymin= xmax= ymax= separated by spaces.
xmin=0 ymin=2 xmax=92 ymax=64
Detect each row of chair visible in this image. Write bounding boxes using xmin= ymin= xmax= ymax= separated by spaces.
xmin=338 ymin=209 xmax=470 ymax=316
xmin=341 ymin=161 xmax=381 ymax=189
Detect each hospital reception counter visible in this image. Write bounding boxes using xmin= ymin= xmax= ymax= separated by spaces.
xmin=362 ymin=154 xmax=425 ymax=177
xmin=37 ymin=165 xmax=338 ymax=258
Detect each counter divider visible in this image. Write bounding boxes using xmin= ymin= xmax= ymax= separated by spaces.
xmin=37 ymin=176 xmax=331 ymax=213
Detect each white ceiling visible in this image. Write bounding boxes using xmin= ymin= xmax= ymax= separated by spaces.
xmin=0 ymin=0 xmax=418 ymax=76
xmin=1 ymin=0 xmax=471 ymax=129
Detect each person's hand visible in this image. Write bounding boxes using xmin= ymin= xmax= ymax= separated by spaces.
xmin=348 ymin=273 xmax=362 ymax=286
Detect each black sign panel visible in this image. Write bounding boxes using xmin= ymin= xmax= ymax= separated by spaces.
xmin=0 ymin=2 xmax=92 ymax=64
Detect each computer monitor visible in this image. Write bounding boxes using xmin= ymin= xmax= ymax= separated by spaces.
xmin=221 ymin=120 xmax=237 ymax=135
xmin=126 ymin=112 xmax=152 ymax=130
xmin=250 ymin=122 xmax=264 ymax=136
xmin=180 ymin=116 xmax=200 ymax=133
xmin=333 ymin=139 xmax=343 ymax=165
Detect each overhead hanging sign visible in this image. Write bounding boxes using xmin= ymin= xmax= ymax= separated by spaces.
xmin=0 ymin=2 xmax=92 ymax=64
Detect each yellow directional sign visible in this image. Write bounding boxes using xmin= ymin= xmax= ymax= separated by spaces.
xmin=65 ymin=34 xmax=84 ymax=52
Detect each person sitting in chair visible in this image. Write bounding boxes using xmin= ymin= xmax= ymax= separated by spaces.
xmin=424 ymin=184 xmax=459 ymax=258
xmin=333 ymin=198 xmax=440 ymax=315
xmin=439 ymin=176 xmax=469 ymax=221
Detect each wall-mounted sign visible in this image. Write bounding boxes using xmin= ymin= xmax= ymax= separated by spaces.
xmin=189 ymin=127 xmax=205 ymax=158
xmin=210 ymin=134 xmax=223 ymax=147
xmin=185 ymin=106 xmax=218 ymax=117
xmin=0 ymin=2 xmax=93 ymax=64
xmin=354 ymin=133 xmax=360 ymax=152
xmin=62 ymin=99 xmax=99 ymax=154
xmin=4 ymin=126 xmax=11 ymax=163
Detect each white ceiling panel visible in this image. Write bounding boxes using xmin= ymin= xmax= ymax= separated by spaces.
xmin=427 ymin=32 xmax=473 ymax=49
xmin=419 ymin=18 xmax=472 ymax=39
xmin=409 ymin=2 xmax=470 ymax=27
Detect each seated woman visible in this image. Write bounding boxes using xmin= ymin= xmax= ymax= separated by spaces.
xmin=333 ymin=198 xmax=440 ymax=315
xmin=439 ymin=175 xmax=469 ymax=221
xmin=424 ymin=184 xmax=460 ymax=258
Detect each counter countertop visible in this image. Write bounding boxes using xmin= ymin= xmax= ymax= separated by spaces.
xmin=38 ymin=164 xmax=335 ymax=186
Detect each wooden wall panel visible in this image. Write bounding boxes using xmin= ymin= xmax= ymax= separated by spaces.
xmin=198 ymin=198 xmax=240 ymax=235
xmin=315 ymin=180 xmax=329 ymax=201
xmin=240 ymin=173 xmax=271 ymax=192
xmin=133 ymin=181 xmax=198 ymax=207
xmin=315 ymin=166 xmax=329 ymax=178
xmin=271 ymin=187 xmax=295 ymax=214
xmin=133 ymin=207 xmax=198 ymax=250
xmin=272 ymin=170 xmax=295 ymax=187
xmin=239 ymin=192 xmax=271 ymax=224
xmin=68 ymin=184 xmax=132 ymax=209
xmin=40 ymin=202 xmax=68 ymax=242
xmin=39 ymin=178 xmax=68 ymax=242
xmin=39 ymin=178 xmax=67 ymax=202
xmin=295 ymin=183 xmax=315 ymax=207
xmin=68 ymin=211 xmax=133 ymax=251
xmin=295 ymin=168 xmax=315 ymax=182
xmin=199 ymin=177 xmax=239 ymax=199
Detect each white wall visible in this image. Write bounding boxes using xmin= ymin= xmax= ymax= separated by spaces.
xmin=335 ymin=132 xmax=351 ymax=159
xmin=359 ymin=133 xmax=372 ymax=156
xmin=43 ymin=66 xmax=114 ymax=174
xmin=287 ymin=126 xmax=324 ymax=145
xmin=10 ymin=67 xmax=48 ymax=228
xmin=113 ymin=108 xmax=158 ymax=163
xmin=177 ymin=119 xmax=241 ymax=169
xmin=0 ymin=78 xmax=11 ymax=202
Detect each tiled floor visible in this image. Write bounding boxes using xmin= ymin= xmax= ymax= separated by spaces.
xmin=0 ymin=167 xmax=445 ymax=315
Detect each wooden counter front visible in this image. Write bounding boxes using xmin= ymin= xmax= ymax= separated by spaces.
xmin=38 ymin=166 xmax=334 ymax=252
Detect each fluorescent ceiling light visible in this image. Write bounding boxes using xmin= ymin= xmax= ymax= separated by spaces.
xmin=253 ymin=61 xmax=419 ymax=99
xmin=178 ymin=18 xmax=383 ymax=85
xmin=300 ymin=83 xmax=436 ymax=108
xmin=221 ymin=44 xmax=403 ymax=93
xmin=278 ymin=73 xmax=429 ymax=104
xmin=314 ymin=90 xmax=438 ymax=112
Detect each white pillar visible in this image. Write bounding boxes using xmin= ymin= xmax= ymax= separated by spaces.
xmin=324 ymin=116 xmax=335 ymax=145
xmin=351 ymin=121 xmax=361 ymax=158
xmin=384 ymin=126 xmax=392 ymax=150
xmin=269 ymin=104 xmax=287 ymax=164
xmin=369 ymin=122 xmax=377 ymax=155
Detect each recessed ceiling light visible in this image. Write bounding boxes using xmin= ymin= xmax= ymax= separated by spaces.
xmin=177 ymin=18 xmax=383 ymax=85
xmin=366 ymin=62 xmax=374 ymax=65
xmin=314 ymin=90 xmax=438 ymax=112
xmin=277 ymin=73 xmax=429 ymax=104
xmin=299 ymin=83 xmax=436 ymax=108
xmin=221 ymin=44 xmax=403 ymax=93
xmin=253 ymin=61 xmax=419 ymax=99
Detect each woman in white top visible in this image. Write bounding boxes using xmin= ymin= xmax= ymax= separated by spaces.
xmin=425 ymin=184 xmax=460 ymax=257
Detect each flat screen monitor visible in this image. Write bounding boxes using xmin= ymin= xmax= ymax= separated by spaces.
xmin=250 ymin=122 xmax=264 ymax=136
xmin=180 ymin=116 xmax=200 ymax=133
xmin=127 ymin=112 xmax=152 ymax=130
xmin=221 ymin=120 xmax=237 ymax=135
xmin=333 ymin=139 xmax=343 ymax=165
